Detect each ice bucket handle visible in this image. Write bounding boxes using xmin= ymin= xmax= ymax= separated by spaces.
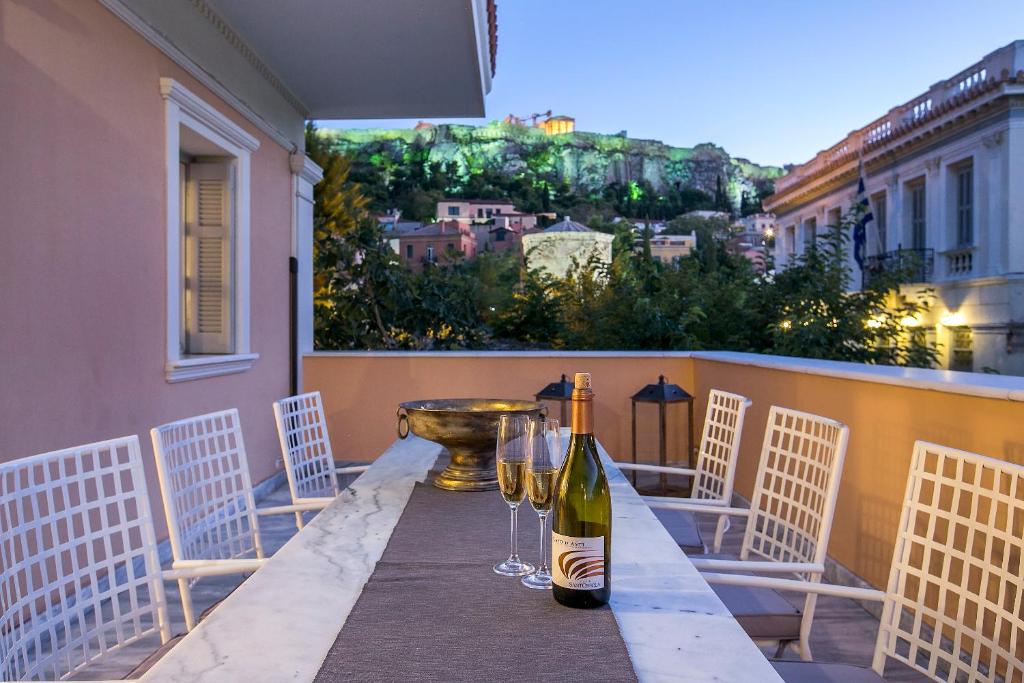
xmin=396 ymin=408 xmax=410 ymax=439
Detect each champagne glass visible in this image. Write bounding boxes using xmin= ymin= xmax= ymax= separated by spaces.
xmin=493 ymin=414 xmax=535 ymax=576
xmin=521 ymin=418 xmax=563 ymax=589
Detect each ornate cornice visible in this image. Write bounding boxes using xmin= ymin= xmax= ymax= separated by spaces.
xmin=191 ymin=0 xmax=308 ymax=116
xmin=99 ymin=0 xmax=298 ymax=150
xmin=767 ymin=68 xmax=1023 ymax=213
xmin=767 ymin=88 xmax=1018 ymax=215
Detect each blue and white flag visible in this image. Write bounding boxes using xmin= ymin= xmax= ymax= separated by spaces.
xmin=852 ymin=164 xmax=873 ymax=271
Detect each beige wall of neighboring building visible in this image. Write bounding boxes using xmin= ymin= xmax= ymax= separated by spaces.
xmin=305 ymin=350 xmax=1024 ymax=591
xmin=646 ymin=234 xmax=696 ymax=262
xmin=0 ymin=0 xmax=293 ymax=538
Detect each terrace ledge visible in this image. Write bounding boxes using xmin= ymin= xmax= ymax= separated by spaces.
xmin=306 ymin=350 xmax=1024 ymax=403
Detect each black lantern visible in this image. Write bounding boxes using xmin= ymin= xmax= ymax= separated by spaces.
xmin=535 ymin=374 xmax=574 ymax=426
xmin=631 ymin=375 xmax=695 ymax=494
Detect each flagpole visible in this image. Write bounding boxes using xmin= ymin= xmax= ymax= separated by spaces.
xmin=854 ymin=148 xmax=873 ymax=291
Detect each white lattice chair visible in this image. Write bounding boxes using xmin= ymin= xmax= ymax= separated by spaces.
xmin=706 ymin=441 xmax=1024 ymax=682
xmin=658 ymin=406 xmax=849 ymax=660
xmin=273 ymin=391 xmax=369 ymax=530
xmin=151 ymin=409 xmax=325 ymax=630
xmin=0 ymin=436 xmax=171 ymax=680
xmin=616 ymin=389 xmax=752 ymax=553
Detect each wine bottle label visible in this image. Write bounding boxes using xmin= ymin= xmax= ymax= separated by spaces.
xmin=551 ymin=532 xmax=605 ymax=590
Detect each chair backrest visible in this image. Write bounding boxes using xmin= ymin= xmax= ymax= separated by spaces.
xmin=150 ymin=409 xmax=263 ymax=564
xmin=273 ymin=391 xmax=339 ymax=502
xmin=740 ymin=406 xmax=849 ymax=570
xmin=0 ymin=436 xmax=169 ymax=681
xmin=691 ymin=389 xmax=751 ymax=503
xmin=873 ymin=441 xmax=1024 ymax=680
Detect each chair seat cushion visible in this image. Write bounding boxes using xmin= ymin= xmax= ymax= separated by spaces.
xmin=711 ymin=582 xmax=802 ymax=641
xmin=651 ymin=507 xmax=705 ymax=554
xmin=772 ymin=661 xmax=884 ymax=683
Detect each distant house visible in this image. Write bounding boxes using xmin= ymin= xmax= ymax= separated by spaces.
xmin=681 ymin=210 xmax=731 ymax=221
xmin=470 ymin=213 xmax=539 ymax=253
xmin=398 ymin=221 xmax=478 ymax=272
xmin=740 ymin=212 xmax=777 ymax=238
xmin=615 ymin=217 xmax=669 ymax=235
xmin=727 ymin=213 xmax=775 ymax=274
xmin=641 ymin=233 xmax=697 ymax=264
xmin=375 ymin=211 xmax=423 ymax=235
xmin=521 ymin=217 xmax=614 ymax=278
xmin=436 ymin=199 xmax=517 ymax=224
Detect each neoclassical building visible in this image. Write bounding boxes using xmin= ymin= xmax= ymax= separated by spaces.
xmin=766 ymin=40 xmax=1024 ymax=374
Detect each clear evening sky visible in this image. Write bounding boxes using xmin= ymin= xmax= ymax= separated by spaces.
xmin=318 ymin=1 xmax=1024 ymax=168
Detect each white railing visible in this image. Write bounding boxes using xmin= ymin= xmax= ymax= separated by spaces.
xmin=945 ymin=247 xmax=974 ymax=277
xmin=772 ymin=41 xmax=1020 ymax=196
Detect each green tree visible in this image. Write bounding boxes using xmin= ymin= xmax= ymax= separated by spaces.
xmin=757 ymin=206 xmax=938 ymax=366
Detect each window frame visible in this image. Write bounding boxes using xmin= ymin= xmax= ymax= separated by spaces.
xmin=907 ymin=179 xmax=926 ymax=251
xmin=871 ymin=192 xmax=887 ymax=256
xmin=954 ymin=163 xmax=973 ymax=247
xmin=804 ymin=217 xmax=817 ymax=245
xmin=161 ymin=78 xmax=259 ymax=383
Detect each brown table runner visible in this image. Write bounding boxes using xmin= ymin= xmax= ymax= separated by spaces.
xmin=315 ymin=482 xmax=639 ymax=682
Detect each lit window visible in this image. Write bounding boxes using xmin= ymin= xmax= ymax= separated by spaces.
xmin=951 ymin=327 xmax=973 ymax=372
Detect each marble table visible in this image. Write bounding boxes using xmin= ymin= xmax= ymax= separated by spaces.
xmin=141 ymin=435 xmax=781 ymax=682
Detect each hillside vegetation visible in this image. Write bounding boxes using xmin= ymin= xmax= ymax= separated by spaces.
xmin=317 ymin=122 xmax=784 ymax=221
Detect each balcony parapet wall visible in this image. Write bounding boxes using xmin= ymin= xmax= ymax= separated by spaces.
xmin=306 ymin=349 xmax=1024 ymax=591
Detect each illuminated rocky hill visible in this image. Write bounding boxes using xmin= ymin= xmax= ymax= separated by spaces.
xmin=317 ymin=122 xmax=783 ymax=210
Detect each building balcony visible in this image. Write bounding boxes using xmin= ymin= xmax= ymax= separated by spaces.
xmin=863 ymin=247 xmax=935 ymax=286
xmin=943 ymin=246 xmax=976 ymax=277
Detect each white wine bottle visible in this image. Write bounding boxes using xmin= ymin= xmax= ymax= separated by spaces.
xmin=551 ymin=372 xmax=611 ymax=608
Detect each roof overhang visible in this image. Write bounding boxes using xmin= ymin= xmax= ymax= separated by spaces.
xmin=207 ymin=0 xmax=495 ymax=119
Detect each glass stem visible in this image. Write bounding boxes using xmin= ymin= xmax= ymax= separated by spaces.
xmin=538 ymin=513 xmax=549 ymax=572
xmin=509 ymin=505 xmax=519 ymax=561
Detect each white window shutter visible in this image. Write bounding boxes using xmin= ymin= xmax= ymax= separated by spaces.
xmin=184 ymin=161 xmax=234 ymax=354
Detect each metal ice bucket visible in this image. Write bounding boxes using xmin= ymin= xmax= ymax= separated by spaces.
xmin=397 ymin=398 xmax=545 ymax=491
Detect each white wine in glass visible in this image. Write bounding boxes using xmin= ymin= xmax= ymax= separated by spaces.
xmin=493 ymin=414 xmax=534 ymax=577
xmin=522 ymin=417 xmax=562 ymax=590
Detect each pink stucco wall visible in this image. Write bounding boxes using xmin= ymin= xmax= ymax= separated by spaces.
xmin=0 ymin=1 xmax=293 ymax=539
